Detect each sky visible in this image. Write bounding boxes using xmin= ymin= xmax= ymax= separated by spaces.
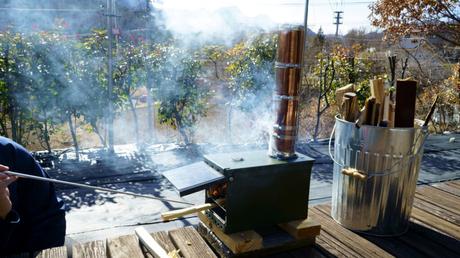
xmin=155 ymin=0 xmax=378 ymax=35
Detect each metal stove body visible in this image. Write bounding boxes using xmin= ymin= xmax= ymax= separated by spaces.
xmin=163 ymin=150 xmax=314 ymax=234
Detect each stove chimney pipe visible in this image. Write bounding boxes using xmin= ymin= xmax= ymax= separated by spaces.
xmin=269 ymin=26 xmax=305 ymax=160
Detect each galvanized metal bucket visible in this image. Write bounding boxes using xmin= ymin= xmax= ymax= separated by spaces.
xmin=329 ymin=116 xmax=428 ymax=236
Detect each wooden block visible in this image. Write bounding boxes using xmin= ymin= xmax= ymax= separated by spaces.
xmin=72 ymin=240 xmax=106 ymax=258
xmin=278 ymin=217 xmax=321 ymax=240
xmin=335 ymin=84 xmax=354 ymax=106
xmin=389 ymin=103 xmax=395 ymax=127
xmin=370 ymin=79 xmax=385 ymax=104
xmin=197 ymin=211 xmax=263 ymax=254
xmin=363 ymin=97 xmax=376 ymax=125
xmin=382 ymin=93 xmax=390 ymax=123
xmin=169 ymin=226 xmax=217 ymax=258
xmin=35 ymin=246 xmax=67 ymax=258
xmin=107 ymin=234 xmax=145 ymax=258
xmin=371 ymin=103 xmax=380 ymax=126
xmin=341 ymin=97 xmax=351 ymax=121
xmin=395 ymin=79 xmax=417 ymax=127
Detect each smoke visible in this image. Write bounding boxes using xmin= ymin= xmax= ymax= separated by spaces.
xmin=155 ymin=6 xmax=276 ymax=47
xmin=0 ymin=0 xmax=305 ymax=151
xmin=0 ymin=0 xmax=104 ymax=34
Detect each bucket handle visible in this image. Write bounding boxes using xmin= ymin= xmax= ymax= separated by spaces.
xmin=328 ymin=123 xmax=428 ymax=179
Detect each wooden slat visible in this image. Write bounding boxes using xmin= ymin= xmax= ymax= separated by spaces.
xmin=416 ymin=186 xmax=460 ymax=215
xmin=408 ymin=221 xmax=460 ymax=254
xmin=107 ymin=235 xmax=145 ymax=258
xmin=72 ymin=240 xmax=107 ymax=258
xmin=410 ymin=206 xmax=460 ymax=239
xmin=397 ymin=226 xmax=459 ymax=257
xmin=310 ymin=205 xmax=393 ymax=258
xmin=432 ymin=181 xmax=460 ymax=197
xmin=169 ymin=226 xmax=217 ymax=258
xmin=313 ymin=227 xmax=360 ymax=258
xmin=413 ymin=196 xmax=460 ymax=225
xmin=35 ymin=246 xmax=67 ymax=258
xmin=359 ymin=232 xmax=426 ymax=258
xmin=151 ymin=231 xmax=178 ymax=254
xmin=447 ymin=180 xmax=460 ymax=188
xmin=140 ymin=231 xmax=178 ymax=258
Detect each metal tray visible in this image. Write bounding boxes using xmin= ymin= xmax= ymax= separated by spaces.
xmin=162 ymin=161 xmax=225 ymax=196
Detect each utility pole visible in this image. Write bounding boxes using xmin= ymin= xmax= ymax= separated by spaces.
xmin=299 ymin=0 xmax=310 ymax=143
xmin=333 ymin=11 xmax=343 ymax=37
xmin=144 ymin=1 xmax=156 ymax=143
xmin=106 ymin=0 xmax=115 ymax=152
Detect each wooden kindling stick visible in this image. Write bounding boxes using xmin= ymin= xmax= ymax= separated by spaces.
xmin=135 ymin=227 xmax=180 ymax=258
xmin=423 ymin=95 xmax=439 ymax=127
xmin=341 ymin=92 xmax=359 ymax=122
xmin=161 ymin=203 xmax=216 ymax=222
xmin=161 ymin=199 xmax=224 ymax=221
xmin=1 ymin=171 xmax=193 ymax=206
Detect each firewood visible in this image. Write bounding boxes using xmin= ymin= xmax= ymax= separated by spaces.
xmin=395 ymin=79 xmax=417 ymax=127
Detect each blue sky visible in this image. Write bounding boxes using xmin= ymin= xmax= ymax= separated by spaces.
xmin=156 ymin=0 xmax=378 ymax=35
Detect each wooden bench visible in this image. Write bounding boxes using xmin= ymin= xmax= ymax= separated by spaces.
xmin=7 ymin=179 xmax=460 ymax=258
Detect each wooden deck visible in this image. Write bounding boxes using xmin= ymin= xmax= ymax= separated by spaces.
xmin=7 ymin=179 xmax=460 ymax=258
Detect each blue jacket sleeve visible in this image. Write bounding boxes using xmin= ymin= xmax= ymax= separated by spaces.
xmin=0 ymin=210 xmax=20 ymax=249
xmin=0 ymin=137 xmax=66 ymax=254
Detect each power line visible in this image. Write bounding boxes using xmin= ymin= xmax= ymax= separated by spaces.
xmin=0 ymin=7 xmax=101 ymax=12
xmin=277 ymin=1 xmax=373 ymax=5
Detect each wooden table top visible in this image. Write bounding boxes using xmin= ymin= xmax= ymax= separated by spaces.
xmin=8 ymin=179 xmax=460 ymax=258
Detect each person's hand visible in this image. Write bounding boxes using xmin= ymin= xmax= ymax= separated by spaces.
xmin=0 ymin=165 xmax=17 ymax=220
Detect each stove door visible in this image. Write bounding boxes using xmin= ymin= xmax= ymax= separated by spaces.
xmin=162 ymin=161 xmax=225 ymax=197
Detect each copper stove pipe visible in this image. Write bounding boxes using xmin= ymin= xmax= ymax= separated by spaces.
xmin=269 ymin=26 xmax=305 ymax=159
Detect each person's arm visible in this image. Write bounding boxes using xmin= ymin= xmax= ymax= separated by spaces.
xmin=14 ymin=151 xmax=67 ymax=251
xmin=0 ymin=137 xmax=66 ymax=252
xmin=0 ymin=165 xmax=19 ymax=250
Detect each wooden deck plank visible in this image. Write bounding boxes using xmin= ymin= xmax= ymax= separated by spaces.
xmin=72 ymin=240 xmax=107 ymax=258
xmin=447 ymin=179 xmax=460 ymax=188
xmin=310 ymin=206 xmax=393 ymax=258
xmin=413 ymin=195 xmax=460 ymax=225
xmin=410 ymin=207 xmax=460 ymax=239
xmin=416 ymin=186 xmax=460 ymax=215
xmin=396 ymin=226 xmax=459 ymax=257
xmin=151 ymin=231 xmax=178 ymax=253
xmin=169 ymin=226 xmax=217 ymax=258
xmin=35 ymin=246 xmax=67 ymax=258
xmin=408 ymin=221 xmax=460 ymax=254
xmin=316 ymin=205 xmax=432 ymax=257
xmin=313 ymin=226 xmax=361 ymax=258
xmin=358 ymin=232 xmax=426 ymax=258
xmin=434 ymin=181 xmax=460 ymax=196
xmin=107 ymin=235 xmax=144 ymax=258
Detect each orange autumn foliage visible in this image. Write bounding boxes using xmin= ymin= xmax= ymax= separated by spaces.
xmin=370 ymin=0 xmax=460 ymax=46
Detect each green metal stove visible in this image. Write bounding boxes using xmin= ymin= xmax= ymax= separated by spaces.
xmin=163 ymin=150 xmax=314 ymax=234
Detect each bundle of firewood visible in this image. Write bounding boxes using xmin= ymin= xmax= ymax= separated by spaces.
xmin=337 ymin=79 xmax=437 ymax=128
